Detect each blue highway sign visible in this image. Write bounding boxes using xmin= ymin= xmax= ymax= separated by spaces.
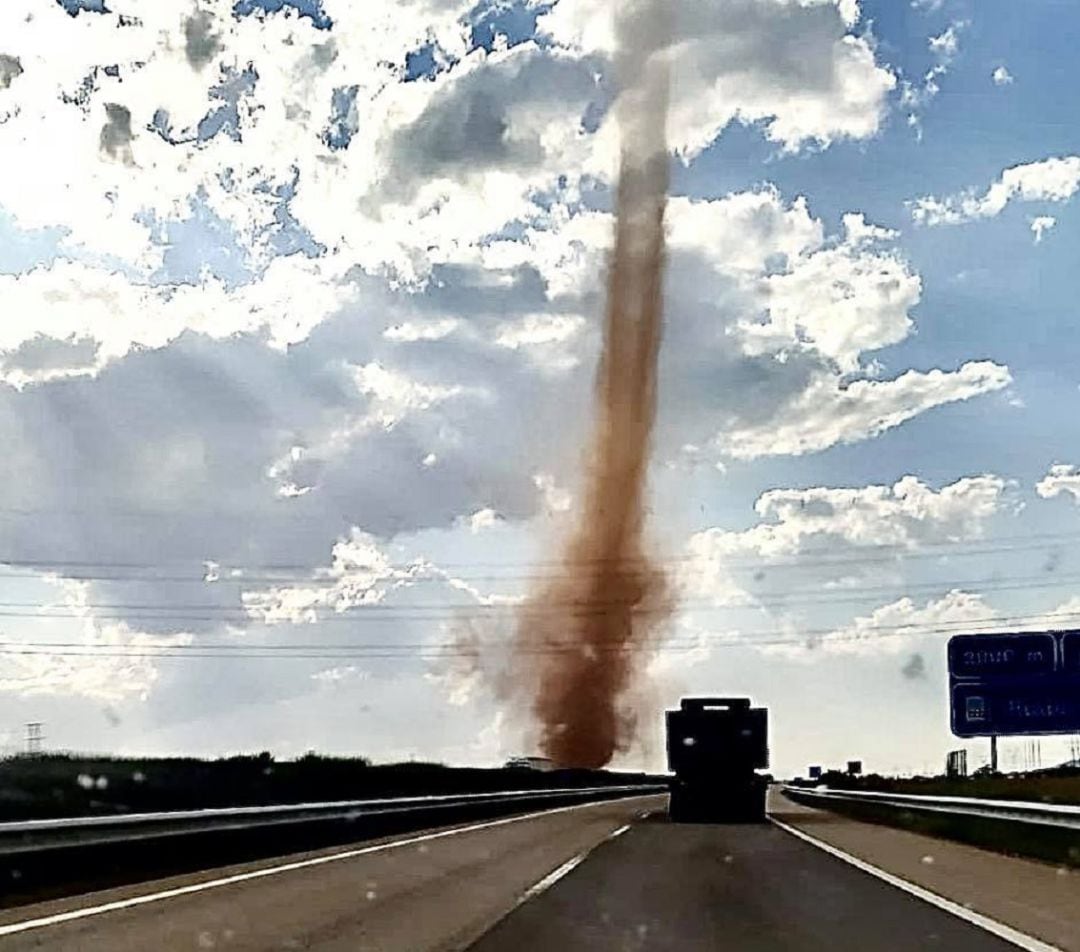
xmin=947 ymin=633 xmax=1055 ymax=679
xmin=948 ymin=631 xmax=1080 ymax=737
xmin=1063 ymin=632 xmax=1080 ymax=672
xmin=951 ymin=679 xmax=1080 ymax=737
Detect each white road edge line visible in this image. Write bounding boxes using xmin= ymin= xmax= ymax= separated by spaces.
xmin=770 ymin=817 xmax=1064 ymax=952
xmin=0 ymin=797 xmax=655 ymax=938
xmin=513 ymin=822 xmax=632 ymax=909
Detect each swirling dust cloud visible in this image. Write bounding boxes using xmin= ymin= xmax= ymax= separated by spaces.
xmin=513 ymin=6 xmax=673 ymax=768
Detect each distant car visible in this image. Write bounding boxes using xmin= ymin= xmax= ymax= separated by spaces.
xmin=505 ymin=757 xmax=555 ymax=772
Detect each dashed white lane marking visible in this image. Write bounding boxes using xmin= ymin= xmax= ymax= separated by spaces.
xmin=513 ymin=821 xmax=632 ymax=908
xmin=517 ymin=854 xmax=589 ymax=905
xmin=770 ymin=817 xmax=1064 ymax=952
xmin=0 ymin=797 xmax=655 ymax=939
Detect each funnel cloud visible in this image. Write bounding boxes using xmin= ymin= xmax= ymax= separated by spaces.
xmin=510 ymin=1 xmax=673 ymax=768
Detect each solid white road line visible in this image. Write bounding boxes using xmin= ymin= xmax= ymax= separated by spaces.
xmin=770 ymin=817 xmax=1064 ymax=952
xmin=0 ymin=796 xmax=655 ymax=938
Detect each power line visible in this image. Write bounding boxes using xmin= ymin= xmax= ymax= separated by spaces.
xmin=3 ymin=608 xmax=1080 ymax=661
xmin=0 ymin=526 xmax=1077 ymax=580
xmin=1 ymin=567 xmax=1080 ymax=623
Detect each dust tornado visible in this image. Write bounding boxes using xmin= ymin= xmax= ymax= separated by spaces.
xmin=514 ymin=3 xmax=673 ymax=768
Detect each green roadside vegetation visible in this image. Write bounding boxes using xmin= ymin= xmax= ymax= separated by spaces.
xmin=785 ymin=766 xmax=1080 ymax=868
xmin=0 ymin=752 xmax=663 ymax=821
xmin=791 ymin=765 xmax=1080 ymax=805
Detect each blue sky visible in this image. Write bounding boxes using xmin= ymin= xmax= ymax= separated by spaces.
xmin=670 ymin=0 xmax=1080 ymax=506
xmin=0 ymin=0 xmax=1078 ymax=776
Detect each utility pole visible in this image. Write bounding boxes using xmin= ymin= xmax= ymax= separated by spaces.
xmin=990 ymin=735 xmax=998 ymax=774
xmin=25 ymin=722 xmax=43 ymax=755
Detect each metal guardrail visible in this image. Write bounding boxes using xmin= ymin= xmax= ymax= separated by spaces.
xmin=0 ymin=784 xmax=666 ymax=856
xmin=781 ymin=785 xmax=1080 ymax=830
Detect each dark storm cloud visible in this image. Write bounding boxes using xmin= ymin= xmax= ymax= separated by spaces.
xmin=0 ymin=281 xmax=574 ymax=633
xmin=0 ymin=332 xmax=335 ymax=584
xmin=901 ymin=653 xmax=926 ymax=680
xmin=652 ymin=244 xmax=825 ymax=459
xmin=184 ymin=9 xmax=222 ymax=71
xmin=379 ymin=47 xmax=605 ymax=199
xmin=100 ymin=102 xmax=134 ymax=161
xmin=0 ymin=334 xmax=100 ymax=376
xmin=0 ymin=54 xmax=23 ymax=90
xmin=411 ymin=262 xmax=553 ymax=318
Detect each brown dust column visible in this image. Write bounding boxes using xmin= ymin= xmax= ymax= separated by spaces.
xmin=515 ymin=15 xmax=672 ymax=768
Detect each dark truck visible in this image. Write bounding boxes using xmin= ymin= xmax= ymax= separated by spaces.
xmin=666 ymin=697 xmax=769 ymax=822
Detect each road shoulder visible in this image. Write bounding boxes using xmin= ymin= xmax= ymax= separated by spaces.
xmin=769 ymin=789 xmax=1080 ymax=952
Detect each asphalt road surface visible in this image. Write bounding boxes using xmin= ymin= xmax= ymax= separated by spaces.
xmin=470 ymin=814 xmax=1028 ymax=952
xmin=0 ymin=796 xmax=661 ymax=952
xmin=0 ymin=795 xmax=1052 ymax=951
xmin=770 ymin=789 xmax=1078 ymax=951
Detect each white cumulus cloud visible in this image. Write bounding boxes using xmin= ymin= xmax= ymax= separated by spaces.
xmin=0 ymin=0 xmax=897 ymax=289
xmin=816 ymin=589 xmax=995 ymax=655
xmin=683 ymin=474 xmax=1008 ymax=612
xmin=242 ymin=529 xmax=413 ymax=625
xmin=798 ymin=591 xmax=1080 ymax=659
xmin=1036 ymin=464 xmax=1080 ymax=504
xmin=1030 ymin=215 xmax=1056 ymax=243
xmin=0 ymin=580 xmax=194 ymax=701
xmin=901 ymin=19 xmax=966 ymax=135
xmin=715 ymin=361 xmax=1011 ymax=460
xmin=0 ymin=0 xmax=1024 ymax=763
xmin=0 ymin=254 xmax=356 ymax=386
xmin=687 ymin=474 xmax=1007 ymax=567
xmin=911 ymin=155 xmax=1080 ymax=226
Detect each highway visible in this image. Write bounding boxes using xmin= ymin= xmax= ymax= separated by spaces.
xmin=0 ymin=796 xmax=661 ymax=951
xmin=473 ymin=812 xmax=1028 ymax=952
xmin=0 ymin=792 xmax=1069 ymax=951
